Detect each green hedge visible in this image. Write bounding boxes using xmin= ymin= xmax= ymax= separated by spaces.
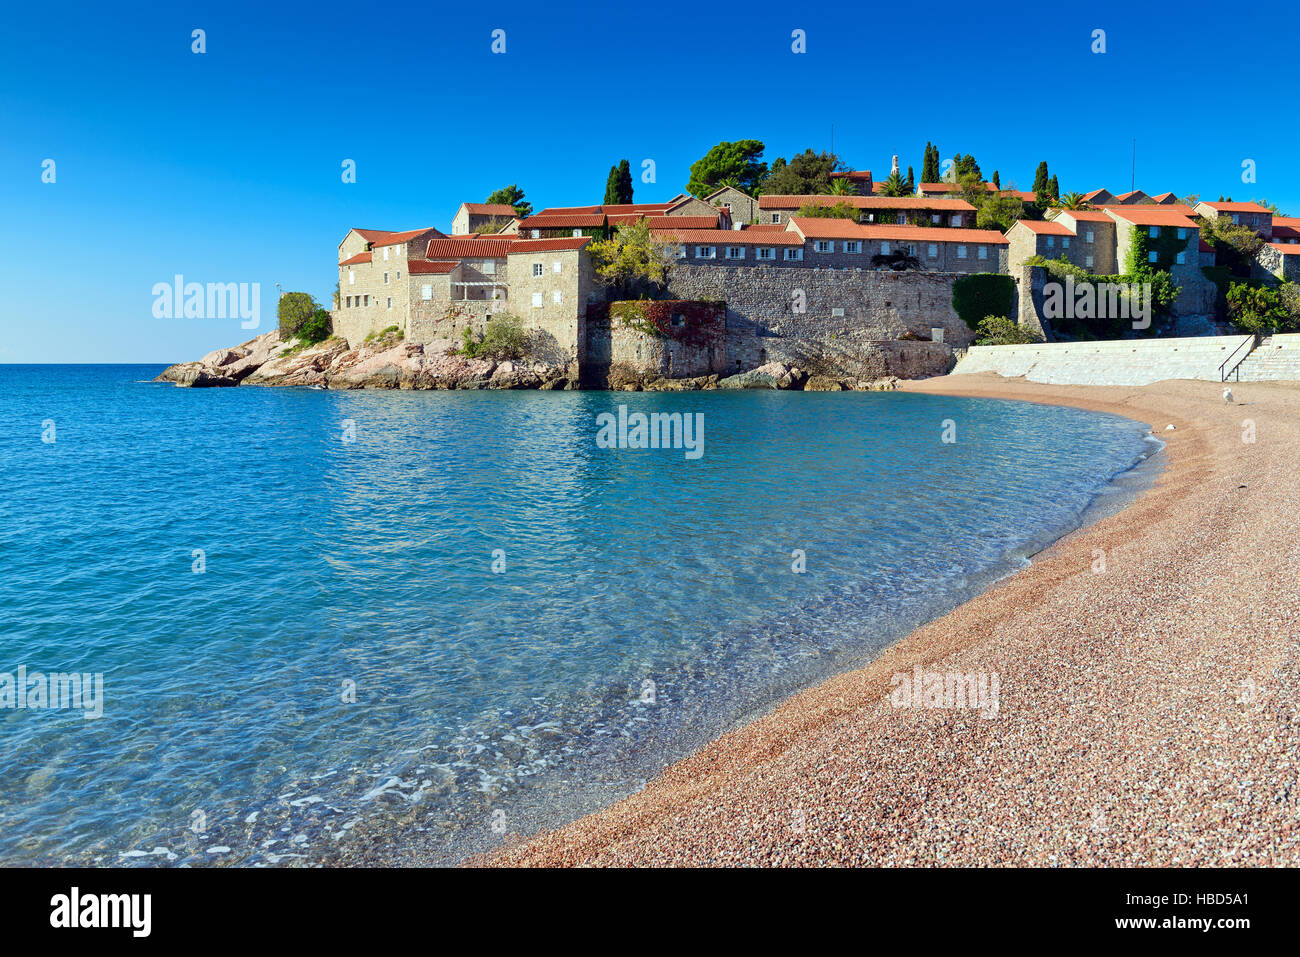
xmin=952 ymin=273 xmax=1016 ymax=331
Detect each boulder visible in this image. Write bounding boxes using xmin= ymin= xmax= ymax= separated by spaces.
xmin=804 ymin=375 xmax=847 ymax=391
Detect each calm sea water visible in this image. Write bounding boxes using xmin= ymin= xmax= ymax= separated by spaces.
xmin=0 ymin=365 xmax=1155 ymax=865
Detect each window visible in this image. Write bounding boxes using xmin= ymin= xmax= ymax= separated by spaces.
xmin=383 ymin=272 xmax=390 ymax=284
xmin=346 ymin=296 xmax=352 ymax=307
xmin=421 ymin=284 xmax=432 ymax=301
xmin=930 ymin=214 xmax=941 ymax=225
xmin=386 ymin=297 xmax=392 ymax=310
xmin=1177 ymin=227 xmax=1187 ymax=240
xmin=814 ymin=240 xmax=833 ymax=253
xmin=881 ymin=241 xmax=891 ymax=255
xmin=531 ymin=292 xmax=543 ymax=307
xmin=1085 ymin=255 xmax=1094 ymax=268
xmin=956 ymin=245 xmax=967 ymax=259
xmin=383 ymin=247 xmax=390 ymax=260
xmin=770 ymin=213 xmax=781 ymax=223
xmin=726 ymin=246 xmax=745 ymax=259
xmin=396 ymin=270 xmax=401 ymax=279
xmin=676 ymin=245 xmax=687 ymax=259
xmin=695 ymin=246 xmax=716 ymax=259
xmin=1062 ymin=238 xmax=1070 ymax=249
xmin=552 ymin=290 xmax=562 ymax=303
xmin=831 ymin=307 xmax=844 ymax=317
xmin=363 ymin=295 xmax=369 ymax=306
xmin=532 ymin=263 xmax=544 ymax=277
xmin=842 ymin=241 xmax=861 ymax=253
xmin=1046 ymin=237 xmax=1055 ymax=248
xmin=783 ymin=247 xmax=803 ymax=261
xmin=483 ymin=260 xmax=495 ymax=275
xmin=1231 ymin=214 xmax=1240 ymax=225
xmin=1085 ymin=230 xmax=1094 ymax=243
xmin=1149 ymin=226 xmax=1160 ymax=238
xmin=756 ymin=247 xmax=775 ymax=260
xmin=952 ymin=214 xmax=963 ymax=227
xmin=1148 ymin=251 xmax=1158 ymax=263
xmin=927 ymin=244 xmax=938 ymax=258
xmin=553 ymin=261 xmax=562 ymax=273
xmin=572 ymin=228 xmax=582 ymax=237
xmin=530 ymin=229 xmax=540 ymax=238
xmin=978 ymin=245 xmax=988 ymax=260
xmin=348 ymin=269 xmax=355 ymax=285
xmin=1176 ymin=252 xmax=1186 ymax=264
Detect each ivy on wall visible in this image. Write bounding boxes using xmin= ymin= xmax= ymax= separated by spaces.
xmin=951 ymin=273 xmax=1016 ymax=330
xmin=588 ymin=300 xmax=725 ymax=347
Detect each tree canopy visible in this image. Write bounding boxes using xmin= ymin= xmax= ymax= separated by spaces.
xmin=760 ymin=149 xmax=843 ymax=195
xmin=585 ymin=219 xmax=678 ymax=299
xmin=485 ymin=184 xmax=532 ymax=218
xmin=686 ymin=140 xmax=767 ymax=197
xmin=604 ymin=160 xmax=634 ymax=205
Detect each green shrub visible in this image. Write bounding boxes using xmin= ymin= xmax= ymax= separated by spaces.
xmin=298 ymin=308 xmax=332 ymax=344
xmin=952 ymin=273 xmax=1016 ymax=330
xmin=974 ymin=315 xmax=1042 ymax=345
xmin=277 ymin=292 xmax=319 ymax=339
xmin=459 ymin=313 xmax=527 ymax=359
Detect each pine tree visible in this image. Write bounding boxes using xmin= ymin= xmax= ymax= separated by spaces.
xmin=603 ymin=165 xmax=621 ymax=205
xmin=616 ymin=159 xmax=634 ymax=204
xmin=1032 ymin=161 xmax=1050 ymax=197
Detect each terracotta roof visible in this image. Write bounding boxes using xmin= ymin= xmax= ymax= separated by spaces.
xmin=508 ymin=236 xmax=592 ymax=252
xmin=408 ymin=260 xmax=459 ymax=274
xmin=533 ymin=205 xmax=602 ymax=215
xmin=652 ymin=228 xmax=803 ymax=246
xmin=1271 ymin=224 xmax=1300 ymax=242
xmin=1199 ymin=201 xmax=1273 ymax=214
xmin=518 ymin=213 xmax=605 ymax=228
xmin=1199 ymin=240 xmax=1215 ymax=253
xmin=371 ymin=227 xmax=439 ymax=247
xmin=1151 ymin=192 xmax=1178 ymax=203
xmin=1272 ymin=216 xmax=1300 ymax=228
xmin=1116 ymin=203 xmax=1197 ymax=216
xmin=1106 ymin=208 xmax=1199 ymax=228
xmin=339 ymin=252 xmax=372 ymax=266
xmin=1056 ymin=210 xmax=1113 ymax=222
xmin=787 ymin=218 xmax=1007 ymax=244
xmin=424 ymin=238 xmax=513 ymax=259
xmin=1014 ymin=219 xmax=1074 ymax=235
xmin=917 ymin=182 xmax=959 ymax=193
xmin=647 ymin=215 xmax=719 ymax=229
xmin=742 ymin=223 xmax=790 ymax=231
xmin=460 ymin=203 xmax=518 ymax=216
xmin=1269 ymin=243 xmax=1300 ymax=255
xmin=601 ymin=202 xmax=674 ymax=214
xmin=758 ymin=194 xmax=974 ymax=211
xmin=1112 ymin=190 xmax=1152 ymax=203
xmin=830 ymin=170 xmax=873 ymax=181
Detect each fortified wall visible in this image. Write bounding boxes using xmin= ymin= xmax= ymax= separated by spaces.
xmin=663 ymin=265 xmax=973 ymax=378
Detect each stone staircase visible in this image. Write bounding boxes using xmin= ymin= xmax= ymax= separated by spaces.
xmin=1233 ymin=334 xmax=1300 ymax=382
xmin=952 ymin=335 xmax=1263 ymax=386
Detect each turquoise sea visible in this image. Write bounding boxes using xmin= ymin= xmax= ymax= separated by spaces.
xmin=0 ymin=365 xmax=1157 ymax=865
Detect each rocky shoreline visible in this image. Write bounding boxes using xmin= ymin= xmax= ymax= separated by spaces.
xmin=155 ymin=331 xmax=901 ymax=393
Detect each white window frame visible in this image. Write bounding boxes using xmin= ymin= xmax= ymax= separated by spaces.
xmin=1085 ymin=230 xmax=1094 ymax=243
xmin=927 ymin=244 xmax=938 ymax=258
xmin=531 ymin=292 xmax=543 ymax=308
xmin=814 ymin=240 xmax=833 ymax=253
xmin=726 ymin=246 xmax=745 ymax=259
xmin=956 ymin=245 xmax=967 ymax=259
xmin=770 ymin=213 xmax=781 ymax=223
xmin=348 ymin=269 xmax=355 ymax=285
xmin=553 ymin=261 xmax=562 ymax=273
xmin=695 ymin=245 xmax=716 ymax=259
xmin=756 ymin=247 xmax=775 ymax=260
xmin=421 ymin=284 xmax=432 ymax=301
xmin=552 ymin=289 xmax=563 ymax=303
xmin=842 ymin=240 xmax=861 ymax=254
xmin=1085 ymin=255 xmax=1094 ymax=267
xmin=783 ymin=247 xmax=803 ymax=261
xmin=951 ymin=214 xmax=963 ymax=227
xmin=532 ymin=263 xmax=544 ymax=277
xmin=572 ymin=228 xmax=582 ymax=237
xmin=978 ymin=245 xmax=988 ymax=260
xmin=383 ymin=247 xmax=390 ymax=260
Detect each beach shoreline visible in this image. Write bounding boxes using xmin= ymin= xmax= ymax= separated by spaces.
xmin=478 ymin=374 xmax=1300 ymax=866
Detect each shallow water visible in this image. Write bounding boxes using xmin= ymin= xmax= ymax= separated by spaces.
xmin=0 ymin=366 xmax=1155 ymax=865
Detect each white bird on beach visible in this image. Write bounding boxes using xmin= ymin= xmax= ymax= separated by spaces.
xmin=1223 ymin=387 xmax=1234 ymax=404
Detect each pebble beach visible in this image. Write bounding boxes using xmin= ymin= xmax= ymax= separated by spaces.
xmin=482 ymin=374 xmax=1300 ymax=866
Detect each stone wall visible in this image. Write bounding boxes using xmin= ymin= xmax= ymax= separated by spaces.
xmin=666 ymin=265 xmax=967 ymax=377
xmin=1253 ymin=244 xmax=1300 ymax=282
xmin=584 ymin=301 xmax=727 ymax=381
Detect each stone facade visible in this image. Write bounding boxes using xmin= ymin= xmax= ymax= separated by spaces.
xmin=585 ymin=301 xmax=727 ymax=381
xmin=1195 ymin=201 xmax=1274 ymax=241
xmin=1253 ymin=243 xmax=1300 ymax=282
xmin=703 ymin=186 xmax=758 ymax=226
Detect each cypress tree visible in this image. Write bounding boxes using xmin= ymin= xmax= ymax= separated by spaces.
xmin=616 ymin=159 xmax=634 ymax=203
xmin=1032 ymin=161 xmax=1050 ymax=197
xmin=991 ymin=170 xmax=1001 ymax=189
xmin=603 ymin=165 xmax=621 ymax=205
xmin=1048 ymin=174 xmax=1060 ymax=200
xmin=905 ymin=166 xmax=914 ymax=191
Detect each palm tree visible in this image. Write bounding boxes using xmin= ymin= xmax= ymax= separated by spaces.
xmin=828 ymin=176 xmax=854 ymax=196
xmin=1053 ymin=191 xmax=1091 ymax=210
xmin=878 ymin=171 xmax=910 ymax=197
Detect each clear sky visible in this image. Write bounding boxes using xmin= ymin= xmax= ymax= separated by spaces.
xmin=2 ymin=0 xmax=1297 ymax=363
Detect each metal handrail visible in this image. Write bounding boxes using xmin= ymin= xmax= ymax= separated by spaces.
xmin=1219 ymin=333 xmax=1258 ymax=382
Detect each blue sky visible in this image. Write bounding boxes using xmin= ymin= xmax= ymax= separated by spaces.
xmin=2 ymin=0 xmax=1297 ymax=363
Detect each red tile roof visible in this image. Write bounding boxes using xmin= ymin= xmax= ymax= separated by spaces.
xmin=1151 ymin=192 xmax=1178 ymax=203
xmin=1269 ymin=243 xmax=1300 ymax=255
xmin=830 ymin=170 xmax=873 ymax=181
xmin=1106 ymin=208 xmax=1199 ymax=228
xmin=741 ymin=223 xmax=789 ymax=231
xmin=759 ymin=194 xmax=975 ymax=211
xmin=424 ymin=238 xmax=514 ymax=259
xmin=371 ymin=227 xmax=440 ymax=247
xmin=1199 ymin=201 xmax=1273 ymax=214
xmin=646 ymin=215 xmax=719 ymax=229
xmin=408 ymin=260 xmax=460 ymax=274
xmin=1272 ymin=216 xmax=1300 ymax=228
xmin=459 ymin=203 xmax=518 ymax=217
xmin=1014 ymin=219 xmax=1074 ymax=235
xmin=787 ymin=218 xmax=1007 ymax=244
xmin=601 ymin=202 xmax=675 ymax=214
xmin=1056 ymin=210 xmax=1113 ymax=222
xmin=1272 ymin=224 xmax=1300 ymax=242
xmin=518 ymin=213 xmax=605 ymax=228
xmin=917 ymin=182 xmax=959 ymax=193
xmin=652 ymin=228 xmax=803 ymax=246
xmin=339 ymin=252 xmax=373 ymax=266
xmin=508 ymin=237 xmax=593 ymax=252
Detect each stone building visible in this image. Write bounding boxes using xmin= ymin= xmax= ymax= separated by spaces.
xmin=1194 ymin=201 xmax=1275 ymax=241
xmin=702 ymin=186 xmax=758 ymax=226
xmin=451 ymin=203 xmax=519 ymax=235
xmin=1007 ymin=211 xmax=1116 ymax=275
xmin=758 ymin=194 xmax=976 ymax=228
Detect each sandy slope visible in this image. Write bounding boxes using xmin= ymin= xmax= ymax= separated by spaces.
xmin=482 ymin=375 xmax=1300 ymax=866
